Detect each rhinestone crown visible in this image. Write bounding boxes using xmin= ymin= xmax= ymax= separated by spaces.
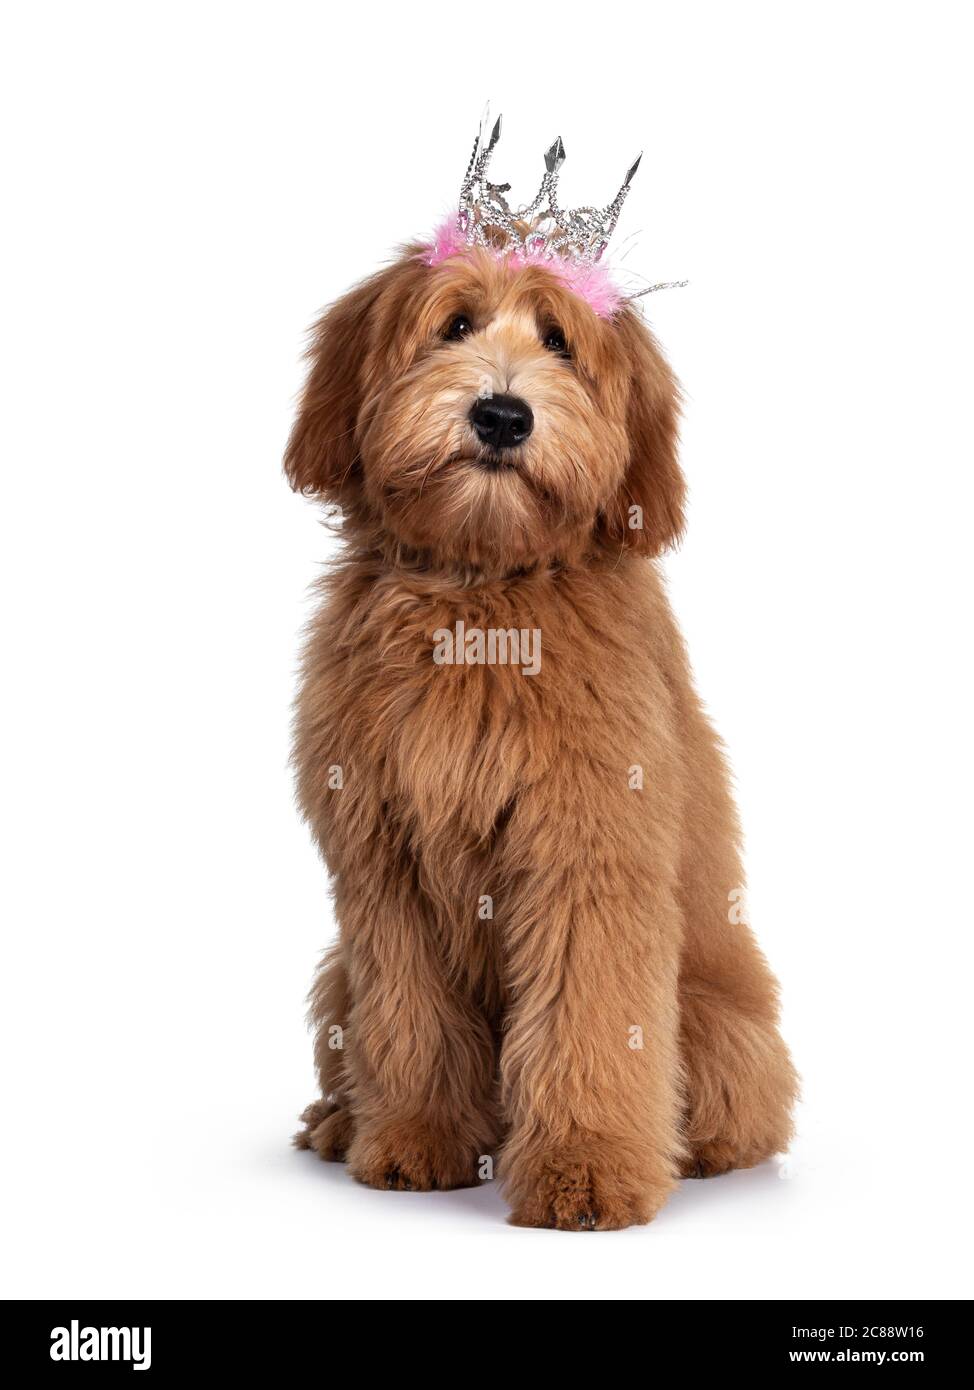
xmin=456 ymin=113 xmax=641 ymax=268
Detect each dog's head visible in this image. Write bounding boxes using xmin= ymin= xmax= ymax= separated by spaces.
xmin=285 ymin=247 xmax=684 ymax=572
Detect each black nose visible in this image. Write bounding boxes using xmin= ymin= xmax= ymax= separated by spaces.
xmin=468 ymin=393 xmax=534 ymax=450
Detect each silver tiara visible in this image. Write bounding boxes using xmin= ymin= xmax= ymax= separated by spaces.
xmin=457 ymin=113 xmax=642 ymax=269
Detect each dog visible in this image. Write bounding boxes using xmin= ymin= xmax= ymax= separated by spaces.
xmin=287 ymin=214 xmax=797 ymax=1230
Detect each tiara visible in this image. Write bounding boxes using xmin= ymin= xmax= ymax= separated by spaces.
xmin=421 ymin=113 xmax=686 ymax=319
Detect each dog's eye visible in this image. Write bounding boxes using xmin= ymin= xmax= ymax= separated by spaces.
xmin=543 ymin=325 xmax=570 ymax=358
xmin=443 ymin=315 xmax=473 ymax=342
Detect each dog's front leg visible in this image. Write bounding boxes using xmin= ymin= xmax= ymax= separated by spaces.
xmin=338 ymin=868 xmax=499 ymax=1193
xmin=499 ymin=770 xmax=684 ymax=1230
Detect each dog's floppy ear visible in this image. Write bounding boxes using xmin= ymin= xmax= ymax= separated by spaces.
xmin=283 ymin=271 xmax=387 ymax=500
xmin=597 ymin=308 xmax=686 ymax=556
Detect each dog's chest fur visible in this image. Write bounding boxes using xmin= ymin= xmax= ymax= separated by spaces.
xmin=295 ymin=554 xmax=684 ymax=964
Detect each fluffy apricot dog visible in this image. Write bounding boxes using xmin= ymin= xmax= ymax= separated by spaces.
xmin=288 ymin=235 xmax=797 ymax=1230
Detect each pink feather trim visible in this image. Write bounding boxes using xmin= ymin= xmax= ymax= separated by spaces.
xmin=420 ymin=217 xmax=623 ymax=319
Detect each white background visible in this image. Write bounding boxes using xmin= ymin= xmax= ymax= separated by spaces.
xmin=2 ymin=1 xmax=972 ymax=1301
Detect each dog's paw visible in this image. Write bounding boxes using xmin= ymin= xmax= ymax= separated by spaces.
xmin=347 ymin=1119 xmax=483 ymax=1192
xmin=293 ymin=1100 xmax=354 ymax=1162
xmin=679 ymin=1136 xmax=775 ymax=1179
xmin=505 ymin=1140 xmax=673 ymax=1231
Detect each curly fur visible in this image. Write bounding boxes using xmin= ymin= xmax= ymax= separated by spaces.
xmin=287 ymin=245 xmax=797 ymax=1230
